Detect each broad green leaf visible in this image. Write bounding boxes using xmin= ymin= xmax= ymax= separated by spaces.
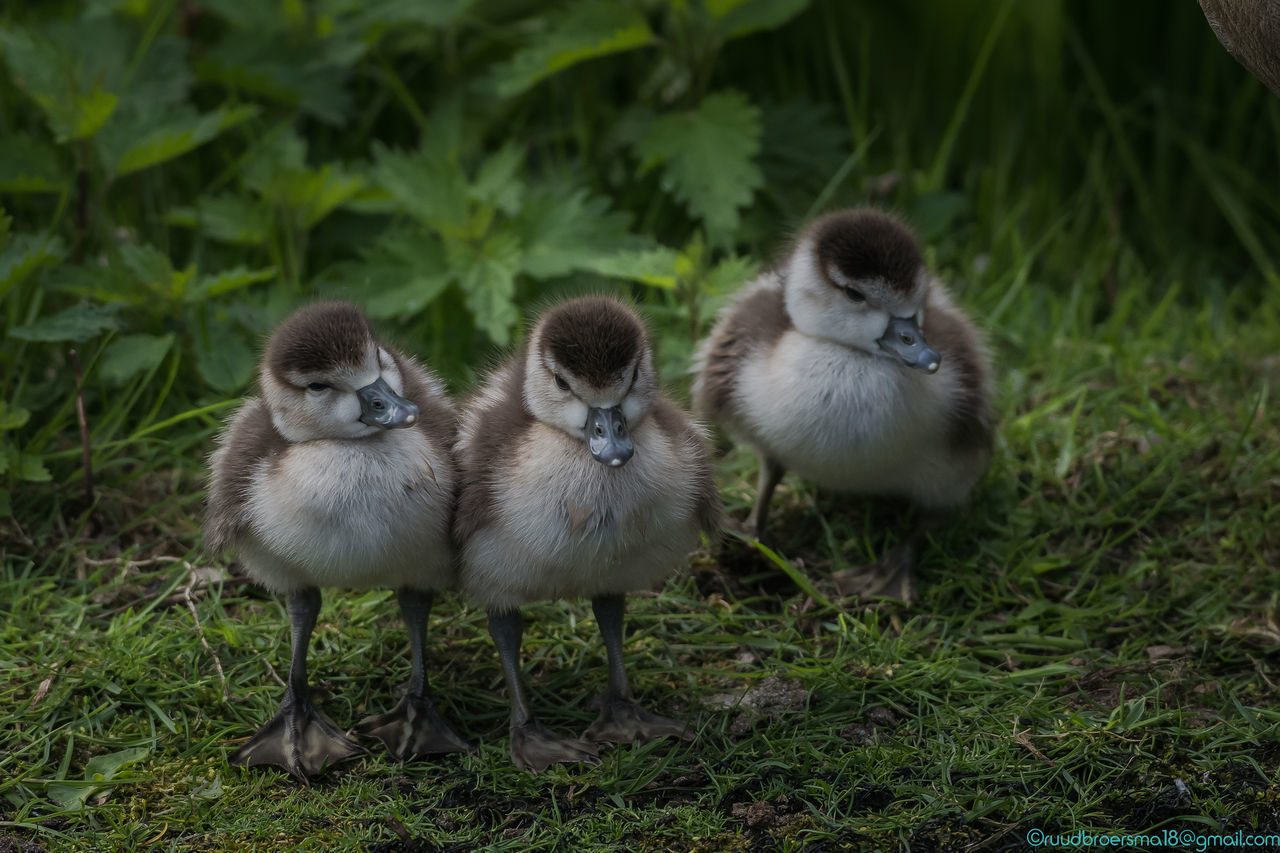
xmin=321 ymin=0 xmax=474 ymax=37
xmin=330 ymin=229 xmax=453 ymax=320
xmin=448 ymin=231 xmax=522 ymax=345
xmin=634 ymin=91 xmax=763 ymax=245
xmin=705 ymin=254 xmax=760 ymax=295
xmin=0 ymin=136 xmax=67 ymax=194
xmin=47 ymin=747 xmax=149 ymax=810
xmin=187 ymin=267 xmax=278 ymax=302
xmin=0 ymin=234 xmax=66 ymax=301
xmin=167 ymin=195 xmax=271 ymax=245
xmin=513 ymin=182 xmax=636 ymax=279
xmin=370 ymin=144 xmax=469 ymax=229
xmin=112 ymin=105 xmax=259 ymax=176
xmin=0 ymin=402 xmax=31 ymax=431
xmin=119 ymin=244 xmax=173 ymax=291
xmin=487 ymin=1 xmax=654 ymax=98
xmin=19 ymin=455 xmax=51 ymax=484
xmin=242 ymin=135 xmax=366 ymax=226
xmin=195 ymin=331 xmax=255 ymax=393
xmin=585 ymin=247 xmax=681 ymax=289
xmin=99 ymin=333 xmax=175 ymax=385
xmin=707 ymin=0 xmax=810 ymax=42
xmin=10 ymin=302 xmax=120 ymax=343
xmin=197 ymin=40 xmax=352 ymax=125
xmin=470 ymin=145 xmax=526 ymax=216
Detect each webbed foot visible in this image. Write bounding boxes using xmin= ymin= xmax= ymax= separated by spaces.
xmin=357 ymin=695 xmax=472 ymax=760
xmin=230 ymin=697 xmax=365 ymax=781
xmin=585 ymin=697 xmax=689 ymax=744
xmin=831 ymin=540 xmax=918 ymax=604
xmin=510 ymin=719 xmax=600 ymax=773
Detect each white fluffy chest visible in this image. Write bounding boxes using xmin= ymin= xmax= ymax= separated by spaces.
xmin=244 ymin=430 xmax=454 ymax=589
xmin=736 ymin=333 xmax=950 ymax=489
xmin=461 ymin=422 xmax=701 ymax=608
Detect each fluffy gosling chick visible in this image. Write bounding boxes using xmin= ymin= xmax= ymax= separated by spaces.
xmin=455 ymin=296 xmax=720 ymax=773
xmin=692 ymin=208 xmax=994 ymax=602
xmin=206 ymin=302 xmax=467 ymax=781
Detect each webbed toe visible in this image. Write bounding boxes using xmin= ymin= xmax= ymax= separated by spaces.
xmin=585 ymin=698 xmax=689 ymax=745
xmin=231 ymin=699 xmax=365 ymax=782
xmin=510 ymin=720 xmax=600 ymax=773
xmin=357 ymin=695 xmax=472 ymax=760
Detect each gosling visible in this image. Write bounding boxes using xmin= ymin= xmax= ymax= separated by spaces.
xmin=455 ymin=296 xmax=721 ymax=772
xmin=692 ymin=208 xmax=994 ymax=602
xmin=205 ymin=302 xmax=467 ymax=781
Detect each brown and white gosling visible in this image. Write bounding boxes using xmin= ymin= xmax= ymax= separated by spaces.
xmin=205 ymin=302 xmax=467 ymax=781
xmin=692 ymin=208 xmax=994 ymax=602
xmin=455 ymin=296 xmax=720 ymax=772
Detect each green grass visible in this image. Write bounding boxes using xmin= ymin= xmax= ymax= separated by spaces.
xmin=3 ymin=0 xmax=1280 ymax=850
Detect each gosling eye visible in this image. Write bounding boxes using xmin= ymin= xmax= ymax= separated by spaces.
xmin=843 ymin=286 xmax=866 ymax=304
xmin=554 ymin=373 xmax=570 ymax=392
xmin=307 ymin=382 xmax=330 ymax=392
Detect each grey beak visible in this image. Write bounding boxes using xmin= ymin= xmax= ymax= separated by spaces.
xmin=878 ymin=316 xmax=941 ymax=374
xmin=357 ymin=376 xmax=419 ymax=429
xmin=586 ymin=406 xmax=634 ymax=468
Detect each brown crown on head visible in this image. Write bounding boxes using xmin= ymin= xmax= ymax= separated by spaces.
xmin=265 ymin=302 xmax=374 ymax=380
xmin=811 ymin=208 xmax=924 ymax=294
xmin=537 ymin=297 xmax=647 ymax=388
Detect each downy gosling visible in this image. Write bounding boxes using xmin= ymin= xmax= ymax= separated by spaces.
xmin=455 ymin=296 xmax=721 ymax=772
xmin=205 ymin=302 xmax=467 ymax=781
xmin=692 ymin=208 xmax=993 ymax=602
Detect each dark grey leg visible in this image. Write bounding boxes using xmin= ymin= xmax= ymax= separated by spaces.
xmin=356 ymin=588 xmax=471 ymax=759
xmin=584 ymin=594 xmax=688 ymax=745
xmin=831 ymin=511 xmax=945 ymax=604
xmin=230 ymin=587 xmax=364 ymax=782
xmin=488 ymin=608 xmax=598 ymax=773
xmin=749 ymin=456 xmax=786 ymax=538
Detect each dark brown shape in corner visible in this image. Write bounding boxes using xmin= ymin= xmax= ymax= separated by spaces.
xmin=538 ymin=297 xmax=645 ymax=388
xmin=812 ymin=208 xmax=923 ymax=294
xmin=266 ymin=302 xmax=373 ymax=381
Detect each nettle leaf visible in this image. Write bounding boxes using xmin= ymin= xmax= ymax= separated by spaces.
xmin=513 ymin=182 xmax=636 ymax=279
xmin=707 ymin=0 xmax=810 ymax=42
xmin=470 ymin=145 xmax=526 ymax=217
xmin=634 ymin=91 xmax=763 ymax=245
xmin=0 ymin=135 xmax=67 ymax=194
xmin=195 ymin=330 xmax=255 ymax=393
xmin=242 ymin=133 xmax=367 ymax=226
xmin=705 ymin=254 xmax=760 ymax=295
xmin=187 ymin=267 xmax=278 ymax=303
xmin=10 ymin=302 xmax=121 ymax=343
xmin=0 ymin=20 xmax=130 ymax=142
xmin=0 ymin=401 xmax=31 ymax=431
xmin=488 ymin=1 xmax=654 ymax=98
xmin=370 ymin=144 xmax=469 ymax=229
xmin=111 ymin=104 xmax=259 ymax=177
xmin=198 ymin=40 xmax=353 ymax=125
xmin=586 ymin=247 xmax=681 ymax=289
xmin=167 ymin=195 xmax=271 ymax=245
xmin=0 ymin=234 xmax=66 ymax=301
xmin=345 ymin=230 xmax=452 ymax=320
xmin=18 ymin=455 xmax=51 ymax=484
xmin=99 ymin=333 xmax=174 ymax=385
xmin=323 ymin=0 xmax=474 ymax=37
xmin=448 ymin=231 xmax=522 ymax=345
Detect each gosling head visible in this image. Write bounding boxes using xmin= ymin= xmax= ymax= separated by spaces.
xmin=784 ymin=208 xmax=941 ymax=374
xmin=260 ymin=302 xmax=420 ymax=442
xmin=523 ymin=297 xmax=658 ymax=468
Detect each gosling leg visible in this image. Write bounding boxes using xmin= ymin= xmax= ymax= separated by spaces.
xmin=584 ymin=594 xmax=688 ymax=744
xmin=488 ymin=608 xmax=598 ymax=773
xmin=230 ymin=587 xmax=365 ymax=782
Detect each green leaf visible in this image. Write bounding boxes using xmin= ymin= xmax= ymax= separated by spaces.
xmin=242 ymin=133 xmax=367 ymax=226
xmin=99 ymin=333 xmax=175 ymax=385
xmin=112 ymin=105 xmax=259 ymax=176
xmin=196 ymin=41 xmax=352 ymax=125
xmin=370 ymin=144 xmax=469 ymax=229
xmin=470 ymin=145 xmax=526 ymax=217
xmin=448 ymin=231 xmax=522 ymax=345
xmin=18 ymin=455 xmax=51 ymax=484
xmin=0 ymin=401 xmax=31 ymax=431
xmin=707 ymin=0 xmax=810 ymax=42
xmin=705 ymin=254 xmax=760 ymax=296
xmin=634 ymin=91 xmax=763 ymax=245
xmin=47 ymin=747 xmax=150 ymax=810
xmin=0 ymin=233 xmax=66 ymax=301
xmin=513 ymin=182 xmax=636 ymax=279
xmin=584 ymin=246 xmax=681 ymax=289
xmin=10 ymin=302 xmax=121 ymax=343
xmin=0 ymin=136 xmax=67 ymax=194
xmin=195 ymin=331 xmax=255 ymax=393
xmin=119 ymin=244 xmax=173 ymax=291
xmin=187 ymin=267 xmax=278 ymax=303
xmin=166 ymin=195 xmax=271 ymax=245
xmin=487 ymin=1 xmax=654 ymax=98
xmin=327 ymin=229 xmax=452 ymax=320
